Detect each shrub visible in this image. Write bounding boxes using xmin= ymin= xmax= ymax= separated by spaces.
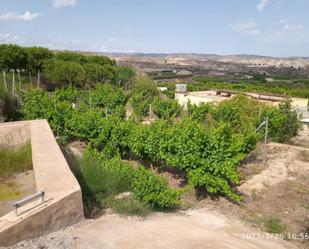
xmin=75 ymin=157 xmax=134 ymax=214
xmin=83 ymin=63 xmax=115 ymax=85
xmin=187 ymin=101 xmax=212 ymax=122
xmin=261 ymin=99 xmax=300 ymax=143
xmin=152 ymin=97 xmax=182 ymax=119
xmin=130 ymin=78 xmax=159 ymax=118
xmin=89 ymin=84 xmax=127 ymax=113
xmin=65 ymin=107 xmax=105 ymax=141
xmin=132 ymin=167 xmax=180 ymax=209
xmin=44 ymin=60 xmax=86 ymax=87
xmin=20 ymin=89 xmax=52 ymax=121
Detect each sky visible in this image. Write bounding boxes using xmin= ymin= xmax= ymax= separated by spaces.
xmin=0 ymin=0 xmax=309 ymax=57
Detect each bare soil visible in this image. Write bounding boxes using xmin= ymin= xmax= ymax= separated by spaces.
xmin=290 ymin=125 xmax=309 ymax=149
xmin=2 ymin=209 xmax=296 ymax=249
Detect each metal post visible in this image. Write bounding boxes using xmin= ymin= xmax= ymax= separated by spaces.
xmin=37 ymin=71 xmax=40 ymax=88
xmin=258 ymin=106 xmax=262 ymax=121
xmin=149 ymin=104 xmax=153 ymax=120
xmin=88 ymin=90 xmax=91 ymax=108
xmin=29 ymin=71 xmax=32 ymax=86
xmin=12 ymin=72 xmax=15 ymax=96
xmin=255 ymin=117 xmax=269 ymax=165
xmin=18 ymin=70 xmax=21 ymax=91
xmin=264 ymin=117 xmax=269 ymax=163
xmin=2 ymin=71 xmax=7 ymax=92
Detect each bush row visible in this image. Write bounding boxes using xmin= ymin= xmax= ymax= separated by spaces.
xmin=0 ymin=44 xmax=135 ymax=89
xmin=20 ymin=88 xmax=300 ymax=202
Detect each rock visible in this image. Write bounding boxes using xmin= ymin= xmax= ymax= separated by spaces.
xmin=115 ymin=192 xmax=133 ymax=200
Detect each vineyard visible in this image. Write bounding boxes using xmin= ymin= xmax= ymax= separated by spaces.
xmin=0 ymin=45 xmax=301 ymax=217
xmin=19 ymin=84 xmax=300 ymax=213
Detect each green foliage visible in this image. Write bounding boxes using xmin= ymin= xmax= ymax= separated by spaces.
xmin=0 ymin=44 xmax=132 ymax=89
xmin=65 ymin=107 xmax=105 ymax=141
xmin=260 ymin=99 xmax=300 ymax=143
xmin=86 ymin=55 xmax=115 ymax=66
xmin=20 ymin=89 xmax=53 ymax=120
xmin=20 ymin=89 xmax=74 ymax=137
xmin=75 ymin=153 xmax=178 ymax=214
xmin=89 ymin=84 xmax=127 ymax=112
xmin=0 ymin=142 xmax=32 ymax=177
xmin=75 ymin=157 xmax=133 ymax=214
xmin=26 ymin=46 xmax=53 ymax=72
xmin=54 ymin=86 xmax=78 ymax=103
xmin=264 ymin=216 xmax=286 ymax=234
xmin=83 ymin=63 xmax=115 ymax=85
xmin=44 ymin=60 xmax=86 ymax=87
xmin=132 ymin=167 xmax=180 ymax=209
xmin=152 ymin=97 xmax=182 ymax=119
xmin=20 ymin=87 xmax=300 ymax=203
xmin=192 ymin=76 xmax=309 ymax=98
xmin=187 ymin=101 xmax=212 ymax=122
xmin=56 ymin=51 xmax=88 ymax=64
xmin=187 ymin=95 xmax=299 ymax=143
xmin=0 ymin=44 xmax=28 ymax=71
xmin=130 ymin=78 xmax=159 ymax=118
xmin=114 ymin=66 xmax=135 ymax=88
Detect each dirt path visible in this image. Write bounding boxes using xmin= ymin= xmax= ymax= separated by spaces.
xmin=4 ymin=209 xmax=296 ymax=249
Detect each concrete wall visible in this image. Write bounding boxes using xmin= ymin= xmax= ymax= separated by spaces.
xmin=0 ymin=120 xmax=84 ymax=246
xmin=175 ymin=92 xmax=224 ymax=110
xmin=0 ymin=123 xmax=30 ymax=147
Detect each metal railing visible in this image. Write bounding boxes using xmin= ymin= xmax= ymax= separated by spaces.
xmin=13 ymin=191 xmax=45 ymax=216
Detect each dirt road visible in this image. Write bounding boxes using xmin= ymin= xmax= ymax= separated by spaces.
xmin=4 ymin=209 xmax=296 ymax=249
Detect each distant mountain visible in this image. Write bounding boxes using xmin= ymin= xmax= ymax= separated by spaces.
xmin=99 ymin=52 xmax=309 ymax=68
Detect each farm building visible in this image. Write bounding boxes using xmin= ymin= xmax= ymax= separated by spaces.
xmin=175 ymin=88 xmax=309 ymax=122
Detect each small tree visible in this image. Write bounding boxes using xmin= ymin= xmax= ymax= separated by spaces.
xmin=0 ymin=44 xmax=28 ymax=71
xmin=115 ymin=66 xmax=135 ymax=89
xmin=26 ymin=46 xmax=53 ymax=73
xmin=44 ymin=60 xmax=86 ymax=87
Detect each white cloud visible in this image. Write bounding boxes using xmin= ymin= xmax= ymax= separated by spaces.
xmin=261 ymin=22 xmax=309 ymax=44
xmin=257 ymin=0 xmax=269 ymax=11
xmin=0 ymin=33 xmax=23 ymax=44
xmin=230 ymin=20 xmax=260 ymax=35
xmin=53 ymin=0 xmax=76 ymax=8
xmin=0 ymin=11 xmax=43 ymax=21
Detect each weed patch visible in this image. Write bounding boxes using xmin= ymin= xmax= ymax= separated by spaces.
xmin=0 ymin=142 xmax=32 ymax=177
xmin=264 ymin=216 xmax=286 ymax=234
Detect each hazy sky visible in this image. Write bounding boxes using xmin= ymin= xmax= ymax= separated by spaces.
xmin=0 ymin=0 xmax=309 ymax=57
